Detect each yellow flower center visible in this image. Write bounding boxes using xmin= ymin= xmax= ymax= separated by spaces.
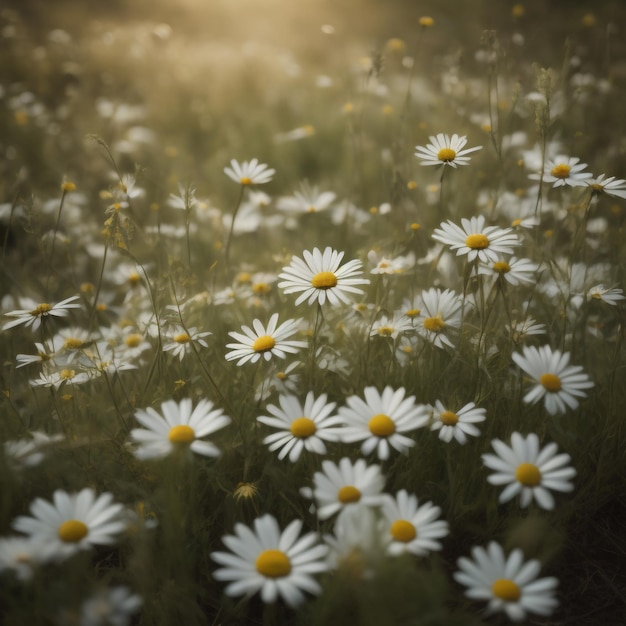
xmin=240 ymin=177 xmax=253 ymax=185
xmin=368 ymin=414 xmax=396 ymax=437
xmin=252 ymin=282 xmax=271 ymax=295
xmin=493 ymin=261 xmax=511 ymax=273
xmin=308 ymin=206 xmax=317 ymax=213
xmin=419 ymin=16 xmax=434 ymax=27
xmin=290 ymin=417 xmax=317 ymax=438
xmin=124 ymin=334 xmax=142 ymax=348
xmin=311 ymin=271 xmax=338 ymax=289
xmin=30 ymin=303 xmax=52 ymax=316
xmin=465 ymin=233 xmax=490 ymax=249
xmin=58 ymin=519 xmax=88 ymax=543
xmin=128 ymin=272 xmax=141 ymax=285
xmin=492 ymin=579 xmax=521 ymax=602
xmin=423 ymin=315 xmax=445 ymax=332
xmin=174 ymin=333 xmax=190 ymax=344
xmin=440 ymin=410 xmax=458 ymax=426
xmin=255 ymin=549 xmax=292 ymax=578
xmin=515 ymin=462 xmax=541 ymax=486
xmin=550 ymin=163 xmax=571 ymax=179
xmin=377 ymin=326 xmax=395 ymax=337
xmin=63 ymin=338 xmax=86 ymax=350
xmin=252 ymin=335 xmax=276 ymax=353
xmin=338 ymin=485 xmax=362 ymax=503
xmin=405 ymin=308 xmax=421 ymax=318
xmin=168 ymin=424 xmax=196 ymax=444
xmin=437 ymin=147 xmax=456 ymax=162
xmin=540 ymin=373 xmax=562 ymax=392
xmin=511 ymin=218 xmax=522 ymax=227
xmin=590 ymin=183 xmax=604 ymax=192
xmin=390 ymin=519 xmax=417 ymax=543
xmin=60 ymin=369 xmax=76 ymax=380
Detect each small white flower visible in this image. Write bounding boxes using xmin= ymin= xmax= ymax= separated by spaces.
xmin=0 ymin=536 xmax=47 ymax=581
xmin=415 ymin=288 xmax=463 ymax=350
xmin=224 ymin=158 xmax=275 ymax=185
xmin=80 ymin=586 xmax=143 ymax=626
xmin=529 ymin=155 xmax=592 ymax=188
xmin=429 ymin=400 xmax=486 ymax=444
xmin=370 ymin=314 xmax=414 ymax=339
xmin=414 ymin=133 xmax=482 ymax=168
xmin=586 ymin=174 xmax=626 ymax=199
xmin=3 ymin=295 xmax=81 ymax=332
xmin=454 ymin=541 xmax=559 ymax=622
xmin=277 ymin=182 xmax=336 ymax=214
xmin=162 ymin=326 xmax=212 ymax=361
xmin=477 ymin=257 xmax=539 ymax=286
xmin=587 ymin=284 xmax=625 ymax=305
xmin=506 ymin=318 xmax=546 ymax=344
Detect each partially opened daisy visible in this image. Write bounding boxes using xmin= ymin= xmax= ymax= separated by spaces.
xmin=512 ymin=345 xmax=594 ymax=415
xmin=211 ymin=514 xmax=329 ymax=607
xmin=3 ymin=295 xmax=81 ymax=332
xmin=278 ymin=247 xmax=370 ymax=306
xmin=301 ymin=457 xmax=386 ymax=520
xmin=454 ymin=541 xmax=559 ymax=622
xmin=432 ymin=216 xmax=521 ymax=264
xmin=586 ymin=174 xmax=626 ymax=199
xmin=529 ymin=155 xmax=592 ymax=188
xmin=415 ymin=133 xmax=482 ymax=168
xmin=429 ymin=400 xmax=486 ymax=444
xmin=381 ymin=490 xmax=449 ymax=557
xmin=224 ymin=158 xmax=275 ymax=186
xmin=415 ymin=288 xmax=463 ymax=350
xmin=337 ymin=386 xmax=429 ymax=460
xmin=482 ymin=432 xmax=576 ymax=510
xmin=225 ymin=313 xmax=307 ymax=366
xmin=130 ymin=398 xmax=231 ymax=460
xmin=257 ymin=392 xmax=343 ymax=462
xmin=587 ymin=284 xmax=625 ymax=305
xmin=12 ymin=488 xmax=126 ymax=562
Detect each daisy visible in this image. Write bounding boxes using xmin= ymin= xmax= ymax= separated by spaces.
xmin=301 ymin=457 xmax=386 ymax=520
xmin=278 ymin=247 xmax=370 ymax=306
xmin=381 ymin=490 xmax=449 ymax=557
xmin=225 ymin=313 xmax=307 ymax=366
xmin=16 ymin=342 xmax=56 ymax=368
xmin=211 ymin=514 xmax=329 ymax=607
xmin=586 ymin=173 xmax=626 ymax=199
xmin=0 ymin=536 xmax=47 ymax=581
xmin=224 ymin=158 xmax=275 ymax=186
xmin=12 ymin=488 xmax=126 ymax=562
xmin=130 ymin=398 xmax=231 ymax=460
xmin=277 ymin=182 xmax=336 ymax=214
xmin=587 ymin=284 xmax=625 ymax=305
xmin=80 ymin=586 xmax=143 ymax=626
xmin=432 ymin=216 xmax=521 ymax=264
xmin=3 ymin=295 xmax=81 ymax=332
xmin=414 ymin=133 xmax=482 ymax=168
xmin=454 ymin=541 xmax=559 ymax=622
xmin=4 ymin=431 xmax=64 ymax=470
xmin=506 ymin=317 xmax=546 ymax=344
xmin=337 ymin=386 xmax=429 ymax=460
xmin=477 ymin=256 xmax=539 ymax=286
xmin=257 ymin=392 xmax=343 ymax=462
xmin=529 ymin=155 xmax=592 ymax=188
xmin=161 ymin=325 xmax=212 ymax=360
xmin=512 ymin=345 xmax=594 ymax=415
xmin=415 ymin=288 xmax=463 ymax=350
xmin=369 ymin=314 xmax=414 ymax=339
xmin=429 ymin=400 xmax=486 ymax=444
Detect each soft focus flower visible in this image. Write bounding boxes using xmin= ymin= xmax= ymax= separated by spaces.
xmin=586 ymin=285 xmax=625 ymax=305
xmin=80 ymin=586 xmax=143 ymax=626
xmin=224 ymin=159 xmax=275 ymax=185
xmin=3 ymin=296 xmax=81 ymax=332
xmin=529 ymin=155 xmax=592 ymax=188
xmin=415 ymin=133 xmax=482 ymax=168
xmin=586 ymin=174 xmax=626 ymax=199
xmin=429 ymin=400 xmax=486 ymax=444
xmin=161 ymin=326 xmax=212 ymax=360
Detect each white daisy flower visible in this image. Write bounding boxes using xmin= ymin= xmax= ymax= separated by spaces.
xmin=29 ymin=366 xmax=90 ymax=389
xmin=432 ymin=216 xmax=521 ymax=264
xmin=225 ymin=313 xmax=307 ymax=366
xmin=16 ymin=342 xmax=56 ymax=368
xmin=211 ymin=514 xmax=329 ymax=607
xmin=80 ymin=586 xmax=143 ymax=626
xmin=257 ymin=392 xmax=343 ymax=462
xmin=370 ymin=314 xmax=414 ymax=339
xmin=130 ymin=398 xmax=231 ymax=460
xmin=4 ymin=431 xmax=64 ymax=470
xmin=301 ymin=457 xmax=386 ymax=520
xmin=587 ymin=284 xmax=625 ymax=305
xmin=506 ymin=318 xmax=546 ymax=344
xmin=414 ymin=133 xmax=482 ymax=168
xmin=278 ymin=246 xmax=370 ymax=306
xmin=337 ymin=386 xmax=429 ymax=460
xmin=512 ymin=345 xmax=594 ymax=415
xmin=277 ymin=182 xmax=336 ymax=214
xmin=415 ymin=288 xmax=463 ymax=350
xmin=224 ymin=158 xmax=275 ymax=185
xmin=381 ymin=490 xmax=449 ymax=557
xmin=429 ymin=400 xmax=486 ymax=444
xmin=454 ymin=541 xmax=559 ymax=622
xmin=0 ymin=536 xmax=47 ymax=581
xmin=529 ymin=155 xmax=592 ymax=188
xmin=161 ymin=326 xmax=212 ymax=361
xmin=482 ymin=432 xmax=576 ymax=510
xmin=586 ymin=173 xmax=626 ymax=199
xmin=3 ymin=295 xmax=81 ymax=332
xmin=12 ymin=488 xmax=126 ymax=562
xmin=477 ymin=256 xmax=539 ymax=286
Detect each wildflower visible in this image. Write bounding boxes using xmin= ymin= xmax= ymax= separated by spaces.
xmin=370 ymin=314 xmax=414 ymax=339
xmin=587 ymin=284 xmax=625 ymax=305
xmin=506 ymin=318 xmax=547 ymax=344
xmin=586 ymin=174 xmax=626 ymax=199
xmin=416 ymin=288 xmax=463 ymax=350
xmin=12 ymin=488 xmax=126 ymax=562
xmin=211 ymin=514 xmax=328 ymax=607
xmin=80 ymin=586 xmax=142 ymax=626
xmin=429 ymin=400 xmax=486 ymax=444
xmin=381 ymin=490 xmax=449 ymax=557
xmin=162 ymin=326 xmax=212 ymax=360
xmin=478 ymin=257 xmax=539 ymax=286
xmin=3 ymin=295 xmax=81 ymax=332
xmin=254 ymin=361 xmax=301 ymax=401
xmin=529 ymin=155 xmax=592 ymax=188
xmin=30 ymin=366 xmax=90 ymax=389
xmin=225 ymin=313 xmax=307 ymax=366
xmin=277 ymin=183 xmax=336 ymax=214
xmin=15 ymin=342 xmax=55 ymax=368
xmin=301 ymin=457 xmax=386 ymax=520
xmin=224 ymin=158 xmax=275 ymax=186
xmin=454 ymin=542 xmax=559 ymax=622
xmin=4 ymin=431 xmax=64 ymax=470
xmin=414 ymin=133 xmax=482 ymax=168
xmin=278 ymin=247 xmax=370 ymax=306
xmin=0 ymin=536 xmax=47 ymax=581
xmin=512 ymin=345 xmax=594 ymax=415
xmin=167 ymin=184 xmax=198 ymax=210
xmin=368 ymin=250 xmax=415 ymax=275
xmin=258 ymin=392 xmax=342 ymax=462
xmin=130 ymin=398 xmax=231 ymax=460
xmin=482 ymin=432 xmax=576 ymax=509
xmin=337 ymin=386 xmax=429 ymax=460
xmin=432 ymin=216 xmax=521 ymax=264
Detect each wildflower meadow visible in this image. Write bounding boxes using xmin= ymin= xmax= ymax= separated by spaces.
xmin=1 ymin=0 xmax=625 ymax=624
